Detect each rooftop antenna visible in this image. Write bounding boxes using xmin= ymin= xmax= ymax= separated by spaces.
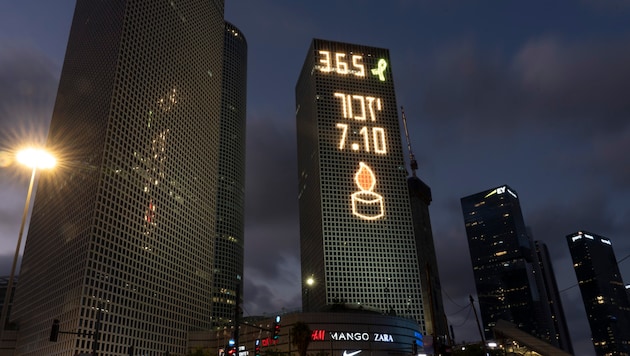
xmin=400 ymin=106 xmax=418 ymax=177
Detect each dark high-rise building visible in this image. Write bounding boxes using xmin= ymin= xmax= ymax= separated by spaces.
xmin=11 ymin=0 xmax=226 ymax=354
xmin=212 ymin=21 xmax=247 ymax=328
xmin=535 ymin=241 xmax=574 ymax=354
xmin=408 ymin=175 xmax=448 ymax=341
xmin=0 ymin=276 xmax=17 ymax=331
xmin=295 ymin=39 xmax=428 ymax=330
xmin=461 ymin=185 xmax=556 ymax=343
xmin=567 ymin=231 xmax=630 ymax=355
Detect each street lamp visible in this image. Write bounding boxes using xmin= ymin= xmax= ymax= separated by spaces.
xmin=304 ymin=276 xmax=315 ymax=312
xmin=0 ymin=148 xmax=56 ymax=342
xmin=306 ymin=276 xmax=315 ymax=287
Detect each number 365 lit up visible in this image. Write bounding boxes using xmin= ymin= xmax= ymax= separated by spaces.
xmin=318 ymin=51 xmax=365 ymax=77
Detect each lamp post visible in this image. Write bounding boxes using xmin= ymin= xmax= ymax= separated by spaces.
xmin=0 ymin=148 xmax=55 ymax=342
xmin=304 ymin=276 xmax=315 ymax=312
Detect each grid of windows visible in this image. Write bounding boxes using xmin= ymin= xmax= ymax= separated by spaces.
xmin=567 ymin=231 xmax=630 ymax=355
xmin=212 ymin=22 xmax=247 ymax=327
xmin=12 ymin=0 xmax=225 ymax=354
xmin=296 ymin=39 xmax=425 ymax=330
xmin=461 ymin=186 xmax=556 ymax=343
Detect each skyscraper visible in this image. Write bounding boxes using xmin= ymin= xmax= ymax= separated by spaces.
xmin=11 ymin=0 xmax=226 ymax=354
xmin=408 ymin=172 xmax=448 ymax=341
xmin=567 ymin=231 xmax=630 ymax=355
xmin=295 ymin=39 xmax=427 ymax=329
xmin=461 ymin=185 xmax=557 ymax=343
xmin=534 ymin=241 xmax=573 ymax=354
xmin=212 ymin=21 xmax=247 ymax=328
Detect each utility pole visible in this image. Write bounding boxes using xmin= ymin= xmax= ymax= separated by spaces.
xmin=92 ymin=305 xmax=103 ymax=356
xmin=234 ymin=279 xmax=241 ymax=354
xmin=469 ymin=295 xmax=488 ymax=355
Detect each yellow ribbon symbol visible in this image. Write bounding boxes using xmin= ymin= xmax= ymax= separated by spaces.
xmin=371 ymin=59 xmax=387 ymax=81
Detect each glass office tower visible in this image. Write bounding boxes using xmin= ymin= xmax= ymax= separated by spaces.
xmin=11 ymin=0 xmax=226 ymax=354
xmin=534 ymin=241 xmax=574 ymax=354
xmin=567 ymin=231 xmax=630 ymax=355
xmin=295 ymin=39 xmax=427 ymax=330
xmin=461 ymin=185 xmax=556 ymax=343
xmin=212 ymin=21 xmax=247 ymax=328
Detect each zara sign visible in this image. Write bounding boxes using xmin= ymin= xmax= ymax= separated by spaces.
xmin=311 ymin=330 xmax=394 ymax=343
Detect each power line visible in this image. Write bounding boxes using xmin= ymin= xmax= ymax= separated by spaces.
xmin=442 ymin=287 xmax=466 ymax=309
xmin=559 ymin=253 xmax=630 ymax=294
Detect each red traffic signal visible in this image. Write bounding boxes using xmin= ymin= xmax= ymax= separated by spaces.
xmin=255 ymin=339 xmax=261 ymax=356
xmin=273 ymin=315 xmax=281 ymax=340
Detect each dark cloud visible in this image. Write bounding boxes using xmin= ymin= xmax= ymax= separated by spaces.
xmin=0 ymin=254 xmax=22 ymax=277
xmin=0 ymin=44 xmax=58 ymax=150
xmin=244 ymin=115 xmax=298 ymax=225
xmin=242 ymin=114 xmax=302 ymax=314
xmin=418 ymin=36 xmax=630 ymax=136
xmin=587 ymin=129 xmax=630 ymax=190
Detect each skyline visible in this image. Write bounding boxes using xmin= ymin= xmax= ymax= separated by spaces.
xmin=1 ymin=1 xmax=630 ymax=355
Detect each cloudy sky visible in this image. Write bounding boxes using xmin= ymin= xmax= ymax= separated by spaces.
xmin=1 ymin=1 xmax=630 ymax=354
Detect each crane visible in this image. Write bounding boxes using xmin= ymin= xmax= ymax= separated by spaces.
xmin=400 ymin=106 xmax=418 ymax=177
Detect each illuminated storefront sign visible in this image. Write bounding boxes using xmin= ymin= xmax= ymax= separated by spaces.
xmin=311 ymin=330 xmax=394 ymax=343
xmin=260 ymin=338 xmax=278 ymax=347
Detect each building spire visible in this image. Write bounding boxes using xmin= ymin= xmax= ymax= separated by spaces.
xmin=400 ymin=106 xmax=418 ymax=177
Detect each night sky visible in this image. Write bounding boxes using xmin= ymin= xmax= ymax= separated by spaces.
xmin=1 ymin=1 xmax=630 ymax=355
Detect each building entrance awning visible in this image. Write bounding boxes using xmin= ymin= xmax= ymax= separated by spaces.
xmin=493 ymin=320 xmax=572 ymax=356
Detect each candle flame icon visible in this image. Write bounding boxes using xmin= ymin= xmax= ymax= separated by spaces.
xmin=355 ymin=162 xmax=376 ymax=191
xmin=351 ymin=162 xmax=384 ymax=220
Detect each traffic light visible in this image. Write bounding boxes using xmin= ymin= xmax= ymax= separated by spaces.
xmin=227 ymin=339 xmax=237 ymax=356
xmin=272 ymin=315 xmax=281 ymax=340
xmin=49 ymin=319 xmax=60 ymax=342
xmin=254 ymin=339 xmax=261 ymax=356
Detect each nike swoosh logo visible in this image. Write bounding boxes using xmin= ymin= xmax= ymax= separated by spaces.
xmin=343 ymin=351 xmax=362 ymax=356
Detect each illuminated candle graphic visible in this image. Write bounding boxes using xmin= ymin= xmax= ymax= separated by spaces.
xmin=351 ymin=162 xmax=385 ymax=220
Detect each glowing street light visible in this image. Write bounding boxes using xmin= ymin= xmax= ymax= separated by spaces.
xmin=304 ymin=275 xmax=315 ymax=312
xmin=16 ymin=148 xmax=56 ymax=169
xmin=0 ymin=148 xmax=56 ymax=342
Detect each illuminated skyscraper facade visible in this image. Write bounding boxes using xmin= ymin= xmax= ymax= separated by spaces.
xmin=295 ymin=39 xmax=427 ymax=331
xmin=11 ymin=0 xmax=226 ymax=354
xmin=567 ymin=231 xmax=630 ymax=355
xmin=212 ymin=21 xmax=247 ymax=328
xmin=461 ymin=185 xmax=557 ymax=343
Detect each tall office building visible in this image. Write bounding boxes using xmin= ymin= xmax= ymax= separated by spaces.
xmin=295 ymin=39 xmax=427 ymax=330
xmin=11 ymin=0 xmax=226 ymax=354
xmin=212 ymin=21 xmax=247 ymax=328
xmin=567 ymin=231 xmax=630 ymax=355
xmin=408 ymin=175 xmax=448 ymax=340
xmin=461 ymin=185 xmax=557 ymax=343
xmin=534 ymin=241 xmax=573 ymax=354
